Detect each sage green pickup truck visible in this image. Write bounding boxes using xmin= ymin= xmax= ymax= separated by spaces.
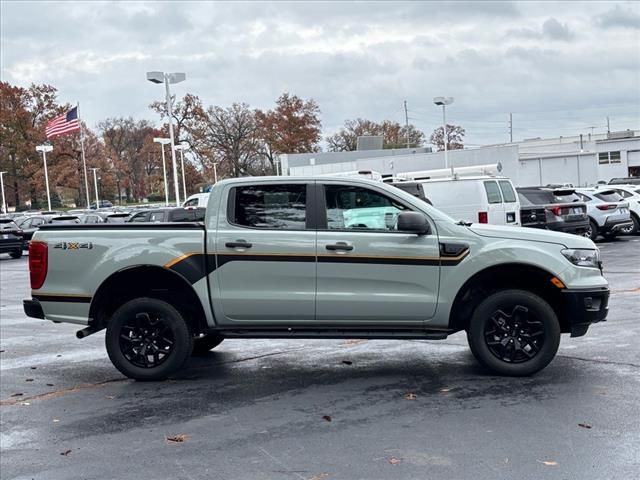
xmin=24 ymin=177 xmax=609 ymax=380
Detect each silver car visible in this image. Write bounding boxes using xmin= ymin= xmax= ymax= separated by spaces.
xmin=575 ymin=188 xmax=633 ymax=241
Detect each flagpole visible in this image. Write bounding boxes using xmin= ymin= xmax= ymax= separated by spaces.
xmin=77 ymin=102 xmax=91 ymax=208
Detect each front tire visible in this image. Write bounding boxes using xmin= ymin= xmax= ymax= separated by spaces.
xmin=467 ymin=289 xmax=560 ymax=376
xmin=105 ymin=298 xmax=193 ymax=381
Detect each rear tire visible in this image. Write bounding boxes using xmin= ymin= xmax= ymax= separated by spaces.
xmin=10 ymin=249 xmax=22 ymax=259
xmin=585 ymin=219 xmax=599 ymax=241
xmin=467 ymin=289 xmax=561 ymax=376
xmin=105 ymin=298 xmax=193 ymax=381
xmin=192 ymin=333 xmax=224 ymax=355
xmin=622 ymin=214 xmax=639 ymax=235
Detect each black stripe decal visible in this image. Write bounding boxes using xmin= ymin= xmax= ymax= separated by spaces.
xmin=167 ymin=249 xmax=469 ymax=285
xmin=33 ymin=294 xmax=92 ymax=303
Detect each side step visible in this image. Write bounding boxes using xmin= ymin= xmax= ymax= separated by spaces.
xmin=216 ymin=328 xmax=449 ymax=340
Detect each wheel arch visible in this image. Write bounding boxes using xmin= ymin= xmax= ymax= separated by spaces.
xmin=448 ymin=263 xmax=568 ymax=333
xmin=89 ymin=265 xmax=210 ymax=334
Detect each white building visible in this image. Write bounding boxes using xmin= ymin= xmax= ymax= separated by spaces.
xmin=284 ymin=130 xmax=640 ymax=187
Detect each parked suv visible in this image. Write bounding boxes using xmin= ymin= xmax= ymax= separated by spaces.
xmin=517 ymin=187 xmax=588 ymax=235
xmin=597 ymin=184 xmax=640 ymax=235
xmin=575 ymin=188 xmax=633 ymax=241
xmin=0 ymin=218 xmax=25 ymax=258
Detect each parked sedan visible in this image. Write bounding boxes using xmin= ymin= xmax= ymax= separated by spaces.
xmin=516 ymin=187 xmax=588 ymax=235
xmin=575 ymin=188 xmax=633 ymax=241
xmin=0 ymin=218 xmax=25 ymax=258
xmin=127 ymin=207 xmax=206 ymax=223
xmin=14 ymin=215 xmax=50 ymax=248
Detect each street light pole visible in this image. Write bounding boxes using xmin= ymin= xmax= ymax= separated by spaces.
xmin=213 ymin=162 xmax=218 ymax=184
xmin=433 ymin=96 xmax=454 ymax=175
xmin=0 ymin=171 xmax=7 ymax=214
xmin=90 ymin=168 xmax=100 ymax=208
xmin=36 ymin=144 xmax=53 ymax=211
xmin=147 ymin=71 xmax=186 ymax=207
xmin=174 ymin=143 xmax=189 ymax=200
xmin=154 ymin=138 xmax=171 ymax=206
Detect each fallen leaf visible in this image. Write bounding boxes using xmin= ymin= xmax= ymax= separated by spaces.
xmin=166 ymin=434 xmax=188 ymax=443
xmin=322 ymin=415 xmax=332 ymax=422
xmin=60 ymin=449 xmax=72 ymax=456
xmin=340 ymin=339 xmax=367 ymax=347
xmin=53 ymin=419 xmax=60 ymax=423
xmin=0 ymin=350 xmax=5 ymax=353
xmin=578 ymin=423 xmax=592 ymax=429
xmin=538 ymin=460 xmax=558 ymax=466
xmin=25 ymin=378 xmax=34 ymax=382
xmin=388 ymin=456 xmax=402 ymax=465
xmin=341 ymin=360 xmax=353 ymax=365
xmin=46 ymin=383 xmax=54 ymax=387
xmin=10 ymin=393 xmax=23 ymax=397
xmin=56 ymin=354 xmax=62 ymax=357
xmin=30 ymin=366 xmax=37 ymax=370
xmin=404 ymin=393 xmax=417 ymax=400
xmin=105 ymin=395 xmax=115 ymax=399
xmin=20 ymin=402 xmax=30 ymax=406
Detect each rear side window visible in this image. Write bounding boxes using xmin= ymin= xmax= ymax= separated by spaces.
xmin=231 ymin=184 xmax=307 ymax=230
xmin=169 ymin=210 xmax=195 ymax=222
xmin=149 ymin=211 xmax=165 ymax=222
xmin=595 ymin=191 xmax=624 ymax=202
xmin=498 ymin=181 xmax=516 ymax=203
xmin=484 ymin=181 xmax=503 ymax=204
xmin=31 ymin=218 xmax=46 ymax=226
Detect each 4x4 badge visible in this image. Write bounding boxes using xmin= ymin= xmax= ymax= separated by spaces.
xmin=54 ymin=242 xmax=93 ymax=250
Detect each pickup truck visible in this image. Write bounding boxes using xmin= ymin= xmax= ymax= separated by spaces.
xmin=23 ymin=177 xmax=610 ymax=381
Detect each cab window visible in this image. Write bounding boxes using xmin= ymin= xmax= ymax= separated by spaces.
xmin=324 ymin=185 xmax=408 ymax=231
xmin=230 ymin=184 xmax=307 ymax=230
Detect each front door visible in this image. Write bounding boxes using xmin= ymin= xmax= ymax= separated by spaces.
xmin=316 ymin=182 xmax=440 ymax=324
xmin=211 ymin=181 xmax=316 ymax=324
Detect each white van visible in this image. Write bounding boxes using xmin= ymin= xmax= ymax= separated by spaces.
xmin=182 ymin=193 xmax=210 ymax=208
xmin=416 ymin=175 xmax=521 ymax=226
xmin=318 ymin=170 xmax=384 ymax=182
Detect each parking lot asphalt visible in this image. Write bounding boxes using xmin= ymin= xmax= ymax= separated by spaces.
xmin=1 ymin=237 xmax=639 ymax=480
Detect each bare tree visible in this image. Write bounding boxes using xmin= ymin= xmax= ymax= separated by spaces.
xmin=430 ymin=124 xmax=465 ymax=151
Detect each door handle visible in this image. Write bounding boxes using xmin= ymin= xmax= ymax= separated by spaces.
xmin=325 ymin=242 xmax=353 ymax=251
xmin=225 ymin=240 xmax=252 ymax=249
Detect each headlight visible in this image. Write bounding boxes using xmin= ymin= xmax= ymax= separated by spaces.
xmin=561 ymin=248 xmax=600 ymax=268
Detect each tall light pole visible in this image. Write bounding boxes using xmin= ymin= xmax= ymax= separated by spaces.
xmin=35 ymin=144 xmax=53 ymax=211
xmin=90 ymin=168 xmax=100 ymax=208
xmin=213 ymin=162 xmax=218 ymax=184
xmin=0 ymin=171 xmax=7 ymax=214
xmin=174 ymin=143 xmax=189 ymax=201
xmin=153 ymin=138 xmax=171 ymax=206
xmin=147 ymin=71 xmax=186 ymax=207
xmin=433 ymin=96 xmax=454 ymax=175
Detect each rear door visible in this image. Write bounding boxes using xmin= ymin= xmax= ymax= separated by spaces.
xmin=483 ymin=180 xmax=506 ymax=225
xmin=315 ymin=181 xmax=440 ymax=323
xmin=498 ymin=180 xmax=520 ymax=225
xmin=211 ymin=181 xmax=316 ymax=323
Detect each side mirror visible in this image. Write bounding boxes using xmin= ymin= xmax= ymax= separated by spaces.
xmin=397 ymin=212 xmax=431 ymax=235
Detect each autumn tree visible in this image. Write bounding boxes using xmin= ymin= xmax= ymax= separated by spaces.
xmin=326 ymin=118 xmax=424 ymax=152
xmin=255 ymin=93 xmax=322 ymax=173
xmin=430 ymin=124 xmax=465 ymax=151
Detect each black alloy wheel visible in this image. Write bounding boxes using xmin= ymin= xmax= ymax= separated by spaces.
xmin=484 ymin=305 xmax=544 ymax=364
xmin=119 ymin=312 xmax=175 ymax=368
xmin=106 ymin=298 xmax=193 ymax=381
xmin=467 ymin=289 xmax=560 ymax=376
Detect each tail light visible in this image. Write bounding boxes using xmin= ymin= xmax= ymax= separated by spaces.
xmin=29 ymin=241 xmax=48 ymax=290
xmin=546 ymin=205 xmax=562 ymax=216
xmin=596 ymin=204 xmax=616 ymax=211
xmin=478 ymin=211 xmax=488 ymax=223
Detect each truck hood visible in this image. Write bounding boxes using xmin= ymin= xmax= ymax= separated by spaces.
xmin=468 ymin=224 xmax=596 ymax=249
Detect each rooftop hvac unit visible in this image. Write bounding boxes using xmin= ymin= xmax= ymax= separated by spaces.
xmin=356 ymin=135 xmax=384 ymax=151
xmin=396 ymin=163 xmax=503 ymax=181
xmin=607 ymin=130 xmax=635 ymax=140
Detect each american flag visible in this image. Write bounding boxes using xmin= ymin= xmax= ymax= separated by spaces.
xmin=45 ymin=106 xmax=80 ymax=138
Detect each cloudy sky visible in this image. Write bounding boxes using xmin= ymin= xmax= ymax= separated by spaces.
xmin=2 ymin=0 xmax=639 ymax=147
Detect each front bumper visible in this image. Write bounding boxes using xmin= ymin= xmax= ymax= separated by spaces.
xmin=561 ymin=287 xmax=609 ymax=337
xmin=23 ymin=299 xmax=45 ymax=319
